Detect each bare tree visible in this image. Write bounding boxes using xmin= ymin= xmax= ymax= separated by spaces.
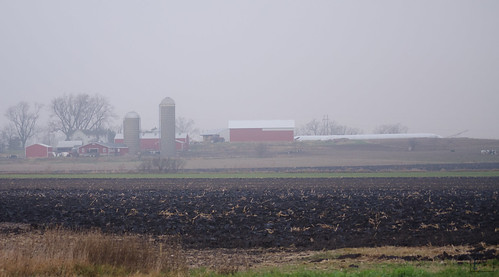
xmin=373 ymin=123 xmax=408 ymax=134
xmin=298 ymin=117 xmax=363 ymax=136
xmin=1 ymin=125 xmax=20 ymax=151
xmin=0 ymin=127 xmax=8 ymax=153
xmin=298 ymin=118 xmax=321 ymax=135
xmin=175 ymin=116 xmax=198 ymax=135
xmin=5 ymin=102 xmax=41 ymax=149
xmin=325 ymin=120 xmax=363 ymax=135
xmin=50 ymin=94 xmax=115 ymax=140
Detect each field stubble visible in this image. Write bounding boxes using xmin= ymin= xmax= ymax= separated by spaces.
xmin=0 ymin=226 xmax=497 ymax=276
xmin=0 ymin=175 xmax=498 ymax=276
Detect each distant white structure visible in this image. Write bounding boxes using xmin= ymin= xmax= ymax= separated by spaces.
xmin=295 ymin=133 xmax=442 ymax=141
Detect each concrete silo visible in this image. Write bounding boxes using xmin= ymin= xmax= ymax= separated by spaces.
xmin=159 ymin=97 xmax=176 ymax=157
xmin=123 ymin=111 xmax=141 ymax=155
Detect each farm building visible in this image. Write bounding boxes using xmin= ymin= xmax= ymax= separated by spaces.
xmin=55 ymin=140 xmax=83 ymax=155
xmin=228 ymin=120 xmax=295 ymax=142
xmin=114 ymin=131 xmax=189 ymax=153
xmin=25 ymin=143 xmax=54 ymax=158
xmin=200 ymin=129 xmax=227 ymax=143
xmin=77 ymin=142 xmax=128 ymax=157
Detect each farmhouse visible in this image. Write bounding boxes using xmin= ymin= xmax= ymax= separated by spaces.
xmin=228 ymin=120 xmax=295 ymax=142
xmin=25 ymin=143 xmax=54 ymax=158
xmin=77 ymin=142 xmax=128 ymax=157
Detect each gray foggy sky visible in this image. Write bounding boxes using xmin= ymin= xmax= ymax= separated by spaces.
xmin=1 ymin=1 xmax=498 ymax=139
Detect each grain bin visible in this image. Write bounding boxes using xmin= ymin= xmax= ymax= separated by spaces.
xmin=123 ymin=111 xmax=141 ymax=155
xmin=159 ymin=97 xmax=176 ymax=157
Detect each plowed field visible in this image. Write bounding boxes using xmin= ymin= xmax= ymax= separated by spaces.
xmin=0 ymin=177 xmax=497 ymax=249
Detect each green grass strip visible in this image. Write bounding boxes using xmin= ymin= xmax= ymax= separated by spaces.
xmin=191 ymin=264 xmax=498 ymax=277
xmin=1 ymin=171 xmax=499 ymax=179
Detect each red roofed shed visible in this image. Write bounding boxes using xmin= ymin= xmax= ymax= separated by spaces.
xmin=26 ymin=143 xmax=54 ymax=158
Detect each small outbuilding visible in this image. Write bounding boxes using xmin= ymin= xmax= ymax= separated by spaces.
xmin=25 ymin=143 xmax=54 ymax=158
xmin=200 ymin=129 xmax=227 ymax=143
xmin=77 ymin=142 xmax=128 ymax=157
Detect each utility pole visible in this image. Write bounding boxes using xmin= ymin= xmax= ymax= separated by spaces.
xmin=322 ymin=115 xmax=330 ymax=135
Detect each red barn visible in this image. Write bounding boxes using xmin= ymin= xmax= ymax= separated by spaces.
xmin=175 ymin=133 xmax=190 ymax=151
xmin=25 ymin=143 xmax=54 ymax=158
xmin=114 ymin=132 xmax=189 ymax=153
xmin=229 ymin=120 xmax=295 ymax=142
xmin=77 ymin=142 xmax=128 ymax=157
xmin=140 ymin=132 xmax=160 ymax=152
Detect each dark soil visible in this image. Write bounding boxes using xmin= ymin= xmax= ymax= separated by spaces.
xmin=0 ymin=177 xmax=497 ymax=250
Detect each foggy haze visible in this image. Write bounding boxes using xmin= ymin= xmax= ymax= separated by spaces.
xmin=1 ymin=1 xmax=498 ymax=139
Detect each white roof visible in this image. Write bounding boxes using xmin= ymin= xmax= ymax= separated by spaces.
xmin=229 ymin=120 xmax=295 ymax=129
xmin=295 ymin=133 xmax=442 ymax=141
xmin=28 ymin=143 xmax=52 ymax=148
xmin=142 ymin=132 xmax=160 ymax=139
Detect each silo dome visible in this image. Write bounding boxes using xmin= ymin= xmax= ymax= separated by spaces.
xmin=160 ymin=97 xmax=175 ymax=106
xmin=124 ymin=111 xmax=140 ymax=119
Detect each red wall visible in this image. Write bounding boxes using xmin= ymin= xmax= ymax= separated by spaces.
xmin=116 ymin=137 xmax=189 ymax=152
xmin=230 ymin=129 xmax=294 ymax=142
xmin=141 ymin=138 xmax=160 ymax=151
xmin=26 ymin=144 xmax=53 ymax=158
xmin=176 ymin=137 xmax=189 ymax=151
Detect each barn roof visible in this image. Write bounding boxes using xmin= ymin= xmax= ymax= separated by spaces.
xmin=142 ymin=132 xmax=160 ymax=139
xmin=27 ymin=143 xmax=52 ymax=148
xmin=80 ymin=142 xmax=128 ymax=149
xmin=228 ymin=120 xmax=295 ymax=129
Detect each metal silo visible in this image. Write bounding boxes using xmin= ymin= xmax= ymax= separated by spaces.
xmin=159 ymin=97 xmax=176 ymax=157
xmin=123 ymin=111 xmax=141 ymax=155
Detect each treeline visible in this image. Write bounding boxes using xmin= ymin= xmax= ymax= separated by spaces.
xmin=296 ymin=116 xmax=408 ymax=136
xmin=2 ymin=94 xmax=116 ymax=152
xmin=1 ymin=93 xmax=200 ymax=154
